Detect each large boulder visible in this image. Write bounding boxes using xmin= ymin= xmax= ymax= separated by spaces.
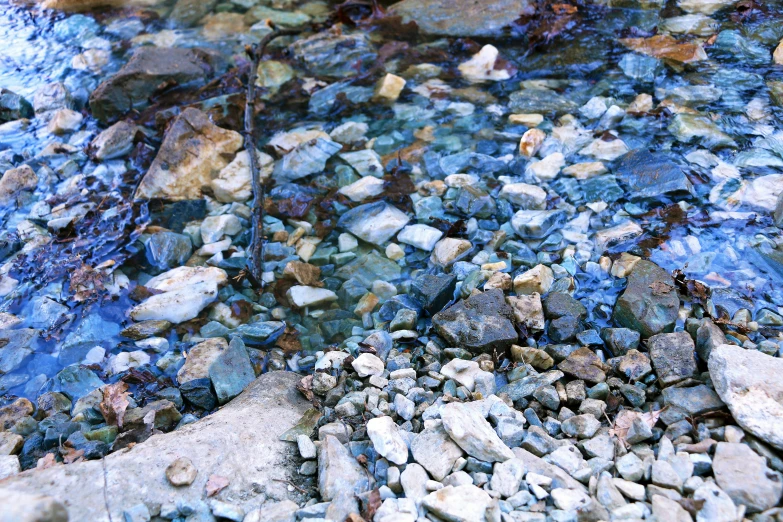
xmin=612 ymin=260 xmax=679 ymax=338
xmin=134 ymin=108 xmax=243 ymax=201
xmin=712 ymin=442 xmax=783 ymax=512
xmin=709 ymin=344 xmax=783 ymax=450
xmin=389 ymin=0 xmax=534 ymax=37
xmin=90 ymin=48 xmax=221 ymax=123
xmin=0 ymin=372 xmax=310 ymax=520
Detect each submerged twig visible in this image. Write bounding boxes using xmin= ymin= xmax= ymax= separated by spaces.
xmin=243 ymin=27 xmax=300 ymax=288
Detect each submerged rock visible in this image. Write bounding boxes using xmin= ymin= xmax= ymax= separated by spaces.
xmin=135 ymin=108 xmax=243 ymax=201
xmin=389 ymin=0 xmax=533 ymax=37
xmin=90 ymin=48 xmax=220 ymax=122
xmin=337 ymin=201 xmax=410 ymax=246
xmin=616 ymin=149 xmax=693 ymax=200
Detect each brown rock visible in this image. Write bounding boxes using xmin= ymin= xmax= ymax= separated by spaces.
xmin=166 ymin=457 xmax=198 ymax=487
xmin=389 ymin=0 xmax=534 ymax=37
xmin=0 ymin=398 xmax=33 ymax=430
xmin=134 ymin=108 xmax=243 ymax=201
xmin=558 ymin=347 xmax=607 ymax=383
xmin=620 ymin=35 xmax=707 ymax=64
xmin=0 ymin=165 xmax=37 ymax=205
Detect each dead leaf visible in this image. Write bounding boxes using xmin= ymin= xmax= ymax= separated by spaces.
xmin=609 ymin=408 xmax=662 ymax=447
xmin=276 ymin=326 xmax=302 ymax=355
xmin=362 ymin=488 xmax=382 ymax=520
xmin=678 ymin=497 xmax=705 ymax=516
xmin=61 ymin=446 xmax=85 ymax=464
xmin=619 ymin=35 xmax=707 ymax=64
xmin=100 ymin=381 xmax=130 ymax=429
xmin=70 ymin=263 xmax=107 ymax=302
xmin=649 ymin=281 xmax=674 ymax=296
xmin=36 ymin=453 xmax=60 ymax=469
xmin=283 ymin=261 xmax=322 ymax=287
xmin=297 ymin=375 xmax=315 ymax=403
xmin=206 ymin=474 xmax=229 ymax=497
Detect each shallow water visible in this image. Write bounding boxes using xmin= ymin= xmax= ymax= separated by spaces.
xmin=0 ymin=0 xmax=782 ymax=466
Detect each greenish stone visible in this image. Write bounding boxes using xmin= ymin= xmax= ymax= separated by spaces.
xmin=280 ymin=408 xmax=322 ymax=442
xmin=85 ymin=425 xmax=118 ymax=444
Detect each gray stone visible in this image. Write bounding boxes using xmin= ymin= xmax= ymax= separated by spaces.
xmin=511 ymin=209 xmax=567 ymax=239
xmin=712 ymin=442 xmax=783 ymax=513
xmin=696 ymin=318 xmax=727 ymax=361
xmin=0 ymin=329 xmax=36 ymax=375
xmin=337 ymin=201 xmax=410 ymax=246
xmin=411 ymin=423 xmax=464 ymax=481
xmin=661 ymin=385 xmax=724 ymax=416
xmin=615 ymin=149 xmax=693 ymax=200
xmin=490 ymin=458 xmax=526 ymax=498
xmin=389 ymin=0 xmax=533 ymax=37
xmin=145 ymin=231 xmax=192 ymax=272
xmin=613 ymin=260 xmax=679 ymax=338
xmin=648 ymin=331 xmax=697 ymax=386
xmin=209 ymin=337 xmax=255 ymax=404
xmin=0 ymin=372 xmax=310 ymax=519
xmin=560 ymin=414 xmax=600 ymax=439
xmin=432 ymin=289 xmax=517 ymax=354
xmin=273 ymin=138 xmax=342 ymax=183
xmin=367 ymin=416 xmax=408 ymax=466
xmin=90 ymin=47 xmax=218 ymax=123
xmin=410 ymin=273 xmax=456 ymax=315
xmin=500 ymin=370 xmax=564 ymax=402
xmin=709 ymin=344 xmax=783 ymax=450
xmin=441 ymin=401 xmax=514 ymax=462
xmin=421 ymin=484 xmax=495 ymax=522
xmin=693 ymin=481 xmax=738 ymax=522
xmin=318 ymin=435 xmax=371 ymax=501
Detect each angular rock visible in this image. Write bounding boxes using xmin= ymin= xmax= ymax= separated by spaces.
xmin=135 ymin=108 xmax=243 ymax=200
xmin=511 ymin=209 xmax=567 ymax=239
xmin=178 ymin=338 xmax=228 ymax=385
xmin=613 ymin=260 xmax=679 ymax=338
xmin=318 ymin=435 xmax=370 ymax=501
xmin=709 ymin=344 xmax=783 ymax=450
xmin=432 ymin=289 xmax=517 ymax=354
xmin=411 ymin=423 xmax=464 ymax=481
xmin=209 ymin=337 xmax=255 ymax=404
xmin=0 ymin=165 xmax=37 ymax=206
xmin=616 ymin=149 xmax=693 ymax=200
xmin=441 ymin=401 xmax=514 ymax=462
xmin=410 ymin=273 xmax=456 ymax=315
xmin=367 ymin=416 xmax=408 ymax=465
xmin=273 ymin=138 xmax=342 ymax=183
xmin=337 ymin=201 xmax=410 ymax=246
xmin=648 ymin=331 xmax=697 ymax=386
xmin=90 ymin=48 xmax=219 ymax=123
xmin=421 ymin=484 xmax=495 ymax=522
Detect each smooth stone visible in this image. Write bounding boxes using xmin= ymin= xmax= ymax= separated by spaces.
xmin=421 ymin=484 xmax=495 ymax=522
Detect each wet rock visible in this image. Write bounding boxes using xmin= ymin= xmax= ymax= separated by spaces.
xmin=287 ymin=286 xmax=337 ymax=308
xmin=0 ymin=165 xmax=37 ymax=206
xmin=613 ymin=260 xmax=679 ymax=338
xmin=130 ymin=266 xmax=227 ymax=324
xmin=0 ymin=372 xmax=309 ymax=519
xmin=337 ymin=201 xmax=410 ymax=246
xmin=421 ymin=484 xmax=495 ymax=522
xmin=135 ymin=108 xmax=242 ymax=200
xmin=120 ymin=320 xmax=171 ymax=340
xmin=165 ymin=457 xmax=197 ymax=487
xmin=90 ymin=48 xmax=219 ymax=123
xmin=441 ymin=401 xmax=514 ymax=462
xmin=292 ymin=31 xmax=377 ymax=78
xmin=458 ymin=44 xmax=511 ymax=83
xmin=616 ymin=150 xmax=693 ymax=200
xmin=712 ymin=442 xmax=783 ymax=512
xmin=209 ymin=337 xmax=255 ymax=404
xmin=145 ymin=231 xmax=192 ymax=271
xmin=709 ymin=344 xmax=783 ymax=450
xmin=273 ymin=138 xmax=341 ymax=183
xmin=53 ymin=366 xmax=104 ymax=401
xmin=389 ymin=0 xmax=533 ymax=37
xmin=318 ymin=435 xmax=371 ymax=501
xmin=543 ymin=292 xmax=587 ymax=343
xmin=0 ymin=89 xmax=33 ymax=123
xmin=90 ymin=120 xmax=137 ymax=161
xmin=397 ymin=224 xmax=443 ymax=251
xmin=669 ymin=114 xmax=736 ymax=149
xmin=620 ymin=34 xmax=707 ymax=64
xmin=648 ymin=331 xmax=697 ymax=386
xmin=511 ymin=209 xmax=567 ymax=239
xmin=411 ymin=423 xmax=464 ymax=481
xmin=0 ymin=328 xmax=36 ymax=375
xmin=509 ymin=88 xmax=578 ymax=115
xmin=432 ymin=289 xmax=517 ymax=354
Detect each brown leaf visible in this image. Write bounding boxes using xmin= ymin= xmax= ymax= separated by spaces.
xmin=283 ymin=261 xmax=322 ymax=287
xmin=206 ymin=474 xmax=229 ymax=497
xmin=609 ymin=409 xmax=661 ymax=447
xmin=61 ymin=446 xmax=85 ymax=464
xmin=70 ymin=264 xmax=106 ymax=302
xmin=649 ymin=281 xmax=674 ymax=296
xmin=100 ymin=381 xmax=131 ymax=429
xmin=362 ymin=488 xmax=382 ymax=520
xmin=276 ymin=326 xmax=302 ymax=355
xmin=36 ymin=453 xmax=60 ymax=469
xmin=297 ymin=375 xmax=315 ymax=403
xmin=619 ymin=35 xmax=707 ymax=64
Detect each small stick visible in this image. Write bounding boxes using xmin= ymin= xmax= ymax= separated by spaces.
xmin=272 ymin=478 xmax=308 ymax=494
xmin=243 ymin=27 xmax=300 ymax=288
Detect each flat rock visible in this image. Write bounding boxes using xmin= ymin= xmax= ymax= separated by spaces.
xmin=709 ymin=344 xmax=783 ymax=450
xmin=432 ymin=289 xmax=517 ymax=354
xmin=389 ymin=0 xmax=533 ymax=37
xmin=613 ymin=260 xmax=679 ymax=338
xmin=135 ymin=108 xmax=243 ymax=200
xmin=337 ymin=201 xmax=410 ymax=246
xmin=648 ymin=331 xmax=697 ymax=386
xmin=90 ymin=48 xmax=219 ymax=123
xmin=0 ymin=372 xmax=310 ymax=520
xmin=712 ymin=442 xmax=783 ymax=513
xmin=616 ymin=149 xmax=693 ymax=200
xmin=441 ymin=401 xmax=514 ymax=462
